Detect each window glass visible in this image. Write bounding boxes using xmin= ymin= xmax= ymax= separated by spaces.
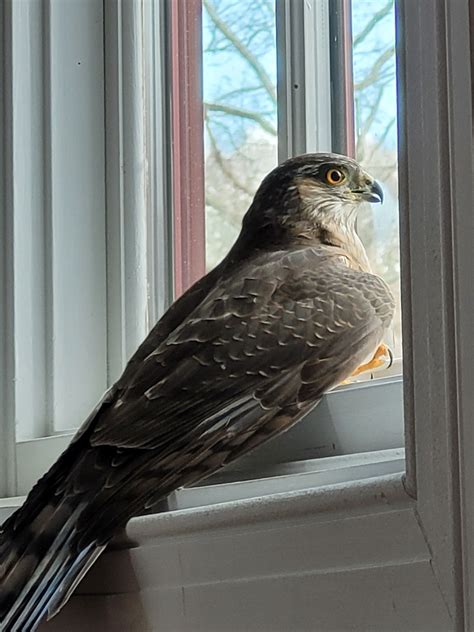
xmin=203 ymin=0 xmax=400 ymax=361
xmin=352 ymin=0 xmax=400 ymax=359
xmin=202 ymin=0 xmax=278 ymax=270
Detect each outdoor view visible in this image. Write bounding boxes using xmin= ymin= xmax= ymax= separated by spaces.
xmin=202 ymin=0 xmax=401 ymax=361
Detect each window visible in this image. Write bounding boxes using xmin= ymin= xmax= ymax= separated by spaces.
xmin=0 ymin=0 xmax=173 ymax=495
xmin=0 ymin=0 xmax=404 ymax=499
xmin=182 ymin=0 xmax=404 ymax=502
xmin=1 ymin=0 xmax=473 ymax=629
xmin=352 ymin=0 xmax=401 ymax=362
xmin=1 ymin=1 xmax=115 ymax=495
xmin=203 ymin=0 xmax=278 ymax=271
xmin=203 ymin=0 xmax=401 ymax=365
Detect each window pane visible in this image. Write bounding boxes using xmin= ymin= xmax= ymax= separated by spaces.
xmin=202 ymin=0 xmax=277 ymax=270
xmin=352 ymin=0 xmax=401 ymax=359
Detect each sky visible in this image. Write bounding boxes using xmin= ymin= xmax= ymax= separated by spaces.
xmin=202 ymin=0 xmax=398 ymax=154
xmin=202 ymin=0 xmax=399 ymax=268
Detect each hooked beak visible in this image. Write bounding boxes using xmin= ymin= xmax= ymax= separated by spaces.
xmin=363 ymin=179 xmax=384 ymax=204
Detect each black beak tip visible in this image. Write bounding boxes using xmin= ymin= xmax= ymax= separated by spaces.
xmin=369 ymin=180 xmax=384 ymax=204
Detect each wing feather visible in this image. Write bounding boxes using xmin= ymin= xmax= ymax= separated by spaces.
xmin=89 ymin=247 xmax=392 ymax=451
xmin=44 ymin=246 xmax=394 ymax=544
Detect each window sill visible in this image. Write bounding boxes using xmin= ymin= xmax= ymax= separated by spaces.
xmin=128 ymin=469 xmax=409 ymax=544
xmin=168 ymin=447 xmax=405 ymax=510
xmin=1 ymin=448 xmax=404 ymax=524
xmin=13 ymin=374 xmax=403 ymax=497
xmin=40 ymin=470 xmax=453 ymax=632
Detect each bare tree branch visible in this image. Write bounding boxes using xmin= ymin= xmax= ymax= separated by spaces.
xmin=206 ymin=120 xmax=255 ymax=196
xmin=354 ymin=46 xmax=395 ymax=91
xmin=203 ymin=0 xmax=277 ymax=104
xmin=353 ymin=1 xmax=394 ymax=49
xmin=357 ymin=86 xmax=384 ymax=145
xmin=366 ymin=117 xmax=397 ymax=166
xmin=205 ymin=190 xmax=230 ymax=216
xmin=217 ymin=85 xmax=265 ymax=101
xmin=204 ymin=102 xmax=277 ymax=136
xmin=374 ymin=117 xmax=396 ymax=152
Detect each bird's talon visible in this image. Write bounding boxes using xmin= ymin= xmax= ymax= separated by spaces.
xmin=349 ymin=343 xmax=393 ymax=378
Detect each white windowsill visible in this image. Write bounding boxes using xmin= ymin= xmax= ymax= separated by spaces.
xmin=168 ymin=448 xmax=405 ymax=510
xmin=127 ymin=470 xmax=409 ymax=544
xmin=0 ymin=448 xmax=404 ymax=524
xmin=40 ymin=470 xmax=453 ymax=632
xmin=8 ymin=372 xmax=404 ymax=497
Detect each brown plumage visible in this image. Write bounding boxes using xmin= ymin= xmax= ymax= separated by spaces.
xmin=0 ymin=153 xmax=394 ymax=631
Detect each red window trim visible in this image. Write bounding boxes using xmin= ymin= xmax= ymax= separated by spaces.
xmin=169 ymin=0 xmax=206 ymax=298
xmin=168 ymin=0 xmax=357 ymax=300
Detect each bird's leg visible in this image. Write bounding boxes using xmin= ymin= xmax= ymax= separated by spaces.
xmin=338 ymin=344 xmax=393 ymax=386
xmin=351 ymin=343 xmax=393 ymax=377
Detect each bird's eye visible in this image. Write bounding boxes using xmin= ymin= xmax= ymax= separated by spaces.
xmin=325 ymin=168 xmax=346 ymax=186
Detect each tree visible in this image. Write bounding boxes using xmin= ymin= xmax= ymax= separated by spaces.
xmin=202 ymin=0 xmax=401 ymax=353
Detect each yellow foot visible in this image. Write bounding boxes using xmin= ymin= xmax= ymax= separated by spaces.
xmin=351 ymin=343 xmax=393 ymax=378
xmin=338 ymin=344 xmax=393 ymax=387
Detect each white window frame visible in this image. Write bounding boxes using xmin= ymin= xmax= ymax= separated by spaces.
xmin=0 ymin=0 xmax=173 ymax=496
xmin=396 ymin=0 xmax=474 ymax=621
xmin=1 ymin=0 xmax=473 ymax=628
xmin=276 ymin=0 xmax=332 ymax=158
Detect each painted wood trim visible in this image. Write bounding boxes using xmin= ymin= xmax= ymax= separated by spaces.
xmin=276 ymin=0 xmax=332 ymax=160
xmin=41 ymin=475 xmax=454 ymax=631
xmin=104 ymin=0 xmax=150 ymax=378
xmin=396 ymin=0 xmax=473 ymax=625
xmin=169 ymin=0 xmax=206 ymax=297
xmin=0 ymin=0 xmax=17 ymax=496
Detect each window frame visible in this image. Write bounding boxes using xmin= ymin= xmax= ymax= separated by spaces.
xmin=0 ymin=0 xmax=16 ymax=498
xmin=1 ymin=0 xmax=406 ymax=496
xmin=1 ymin=0 xmax=473 ymax=626
xmin=169 ymin=0 xmax=206 ymax=297
xmin=1 ymin=0 xmax=406 ymax=499
xmin=276 ymin=0 xmax=333 ymax=158
xmin=396 ymin=0 xmax=474 ymax=622
xmin=115 ymin=7 xmax=474 ymax=627
xmin=0 ymin=0 xmax=175 ymax=494
xmin=270 ymin=0 xmax=405 ymax=476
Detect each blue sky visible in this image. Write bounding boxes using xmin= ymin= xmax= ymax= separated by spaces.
xmin=202 ymin=0 xmax=397 ymax=154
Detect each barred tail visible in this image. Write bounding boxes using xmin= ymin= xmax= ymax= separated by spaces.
xmin=0 ymin=500 xmax=105 ymax=632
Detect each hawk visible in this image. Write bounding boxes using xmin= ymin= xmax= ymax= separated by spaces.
xmin=0 ymin=153 xmax=394 ymax=631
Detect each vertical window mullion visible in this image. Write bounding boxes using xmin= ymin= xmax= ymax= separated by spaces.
xmin=276 ymin=0 xmax=307 ymax=160
xmin=276 ymin=0 xmax=332 ymax=162
xmin=329 ymin=0 xmax=355 ymax=156
xmin=169 ymin=0 xmax=206 ymax=298
xmin=104 ymin=0 xmax=152 ymax=382
xmin=105 ymin=0 xmax=175 ymax=376
xmin=0 ymin=1 xmax=18 ymax=496
xmin=8 ymin=1 xmax=50 ymax=443
xmin=144 ymin=0 xmax=174 ymax=325
xmin=48 ymin=0 xmax=107 ymax=432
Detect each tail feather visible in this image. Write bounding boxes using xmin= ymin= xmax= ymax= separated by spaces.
xmin=16 ymin=543 xmax=104 ymax=632
xmin=46 ymin=542 xmax=106 ymax=621
xmin=0 ymin=503 xmax=105 ymax=632
xmin=2 ymin=506 xmax=80 ymax=631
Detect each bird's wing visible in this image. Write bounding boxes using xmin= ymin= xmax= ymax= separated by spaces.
xmin=44 ymin=246 xmax=393 ymax=546
xmin=3 ymin=247 xmax=393 ymax=543
xmin=0 ymin=247 xmax=393 ymax=630
xmin=89 ymin=246 xmax=393 ymax=453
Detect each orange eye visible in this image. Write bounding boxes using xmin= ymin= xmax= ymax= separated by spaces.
xmin=325 ymin=168 xmax=346 ymax=185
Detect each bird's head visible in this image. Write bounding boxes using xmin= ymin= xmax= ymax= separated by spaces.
xmin=242 ymin=152 xmax=383 ymax=247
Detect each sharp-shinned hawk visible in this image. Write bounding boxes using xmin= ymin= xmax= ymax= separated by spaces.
xmin=0 ymin=153 xmax=394 ymax=631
